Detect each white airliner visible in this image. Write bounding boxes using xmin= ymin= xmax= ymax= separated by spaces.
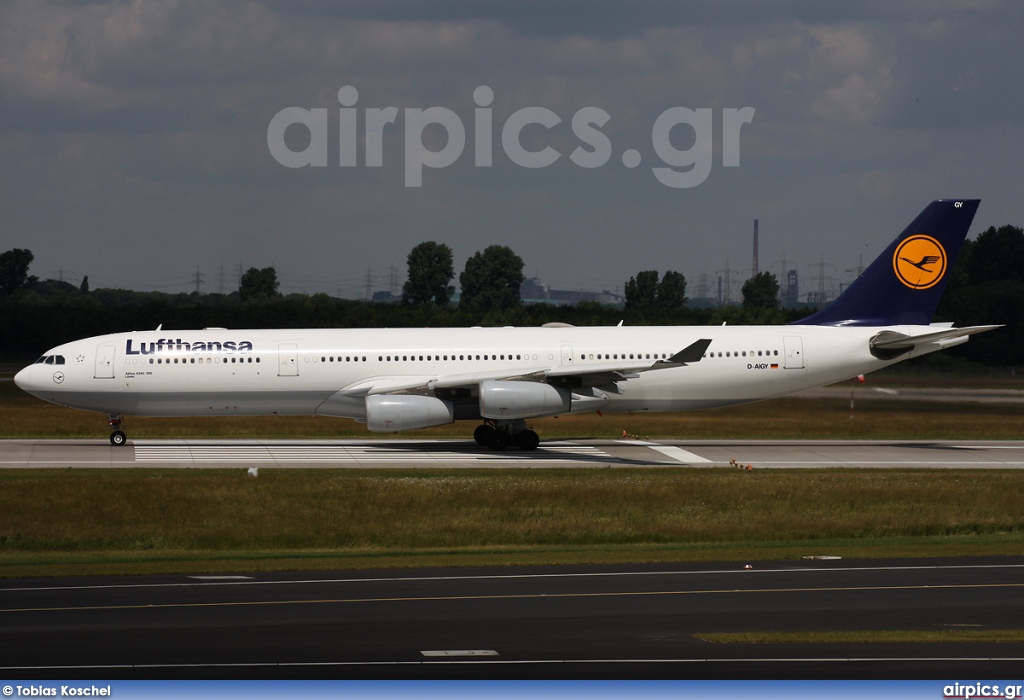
xmin=15 ymin=200 xmax=999 ymax=449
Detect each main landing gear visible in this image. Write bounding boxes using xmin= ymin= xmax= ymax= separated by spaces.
xmin=473 ymin=419 xmax=540 ymax=451
xmin=108 ymin=413 xmax=127 ymax=446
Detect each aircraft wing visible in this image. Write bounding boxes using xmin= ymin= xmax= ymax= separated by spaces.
xmin=543 ymin=338 xmax=713 ymax=387
xmin=336 ymin=376 xmax=439 ymax=396
xmin=339 ymin=338 xmax=713 ymax=396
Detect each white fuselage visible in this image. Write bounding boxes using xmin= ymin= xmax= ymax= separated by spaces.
xmin=14 ymin=324 xmax=935 ymax=423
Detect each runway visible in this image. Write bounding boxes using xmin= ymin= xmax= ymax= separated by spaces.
xmin=3 ymin=438 xmax=1024 ymax=468
xmin=1 ymin=558 xmax=1022 ymax=679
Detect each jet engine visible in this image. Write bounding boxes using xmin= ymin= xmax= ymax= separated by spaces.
xmin=478 ymin=380 xmax=609 ymax=419
xmin=365 ymin=394 xmax=455 ymax=432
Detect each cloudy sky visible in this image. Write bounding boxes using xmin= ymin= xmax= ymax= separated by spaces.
xmin=2 ymin=0 xmax=1022 ymax=301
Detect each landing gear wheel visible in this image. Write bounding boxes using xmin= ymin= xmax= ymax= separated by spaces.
xmin=474 ymin=424 xmax=495 ymax=446
xmin=515 ymin=429 xmax=540 ymax=451
xmin=488 ymin=429 xmax=509 ymax=451
xmin=110 ymin=430 xmax=127 ymax=446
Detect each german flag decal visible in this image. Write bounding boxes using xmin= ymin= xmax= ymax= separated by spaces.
xmin=892 ymin=234 xmax=947 ymax=290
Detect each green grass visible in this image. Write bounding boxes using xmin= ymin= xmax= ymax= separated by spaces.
xmin=695 ymin=630 xmax=1024 ymax=644
xmin=2 ymin=468 xmax=1024 ymax=577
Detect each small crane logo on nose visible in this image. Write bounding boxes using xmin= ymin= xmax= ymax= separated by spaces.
xmin=53 ymin=372 xmax=64 ymax=384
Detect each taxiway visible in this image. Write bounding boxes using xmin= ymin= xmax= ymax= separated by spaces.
xmin=1 ymin=558 xmax=1022 ymax=679
xmin=2 ymin=438 xmax=1024 ymax=469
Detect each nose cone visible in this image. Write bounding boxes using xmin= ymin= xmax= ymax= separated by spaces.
xmin=14 ymin=364 xmax=37 ymax=394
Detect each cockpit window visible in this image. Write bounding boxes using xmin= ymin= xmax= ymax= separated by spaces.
xmin=45 ymin=356 xmax=55 ymax=365
xmin=54 ymin=356 xmax=65 ymax=365
xmin=35 ymin=355 xmax=49 ymax=364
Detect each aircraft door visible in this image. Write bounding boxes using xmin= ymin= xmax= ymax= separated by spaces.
xmin=94 ymin=344 xmax=115 ymax=379
xmin=561 ymin=344 xmax=573 ymax=366
xmin=783 ymin=336 xmax=804 ymax=369
xmin=278 ymin=343 xmax=299 ymax=376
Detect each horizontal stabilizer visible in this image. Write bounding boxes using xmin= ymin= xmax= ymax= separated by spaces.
xmin=869 ymin=325 xmax=1001 ymax=360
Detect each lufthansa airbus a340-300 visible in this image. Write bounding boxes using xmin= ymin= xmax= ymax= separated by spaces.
xmin=15 ymin=200 xmax=1000 ymax=450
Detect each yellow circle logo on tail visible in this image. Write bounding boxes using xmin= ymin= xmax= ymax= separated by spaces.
xmin=893 ymin=235 xmax=947 ymax=290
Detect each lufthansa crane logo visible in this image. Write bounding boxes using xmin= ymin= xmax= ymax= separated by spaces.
xmin=893 ymin=235 xmax=947 ymax=290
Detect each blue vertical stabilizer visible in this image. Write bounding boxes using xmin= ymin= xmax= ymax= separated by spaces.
xmin=795 ymin=199 xmax=979 ymax=326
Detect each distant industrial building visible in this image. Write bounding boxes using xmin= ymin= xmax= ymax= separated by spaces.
xmin=520 ymin=278 xmax=623 ymax=307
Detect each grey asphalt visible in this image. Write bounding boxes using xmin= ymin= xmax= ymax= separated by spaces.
xmin=1 ymin=558 xmax=1022 ymax=679
xmin=3 ymin=438 xmax=1024 ymax=468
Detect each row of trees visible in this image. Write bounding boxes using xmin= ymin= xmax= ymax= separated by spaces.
xmin=2 ymin=243 xmax=768 ymax=319
xmin=622 ymin=269 xmax=780 ymax=313
xmin=402 ymin=241 xmax=524 ymax=313
xmin=936 ymin=224 xmax=1024 ymax=366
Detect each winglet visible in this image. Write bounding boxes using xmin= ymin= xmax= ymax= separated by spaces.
xmin=658 ymin=338 xmax=713 ymax=366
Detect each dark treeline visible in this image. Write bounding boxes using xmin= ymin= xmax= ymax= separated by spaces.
xmin=0 ymin=279 xmax=803 ymax=361
xmin=933 ymin=225 xmax=1024 ymax=368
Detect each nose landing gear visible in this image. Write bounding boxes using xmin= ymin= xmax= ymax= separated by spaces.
xmin=108 ymin=414 xmax=127 ymax=446
xmin=473 ymin=419 xmax=540 ymax=451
